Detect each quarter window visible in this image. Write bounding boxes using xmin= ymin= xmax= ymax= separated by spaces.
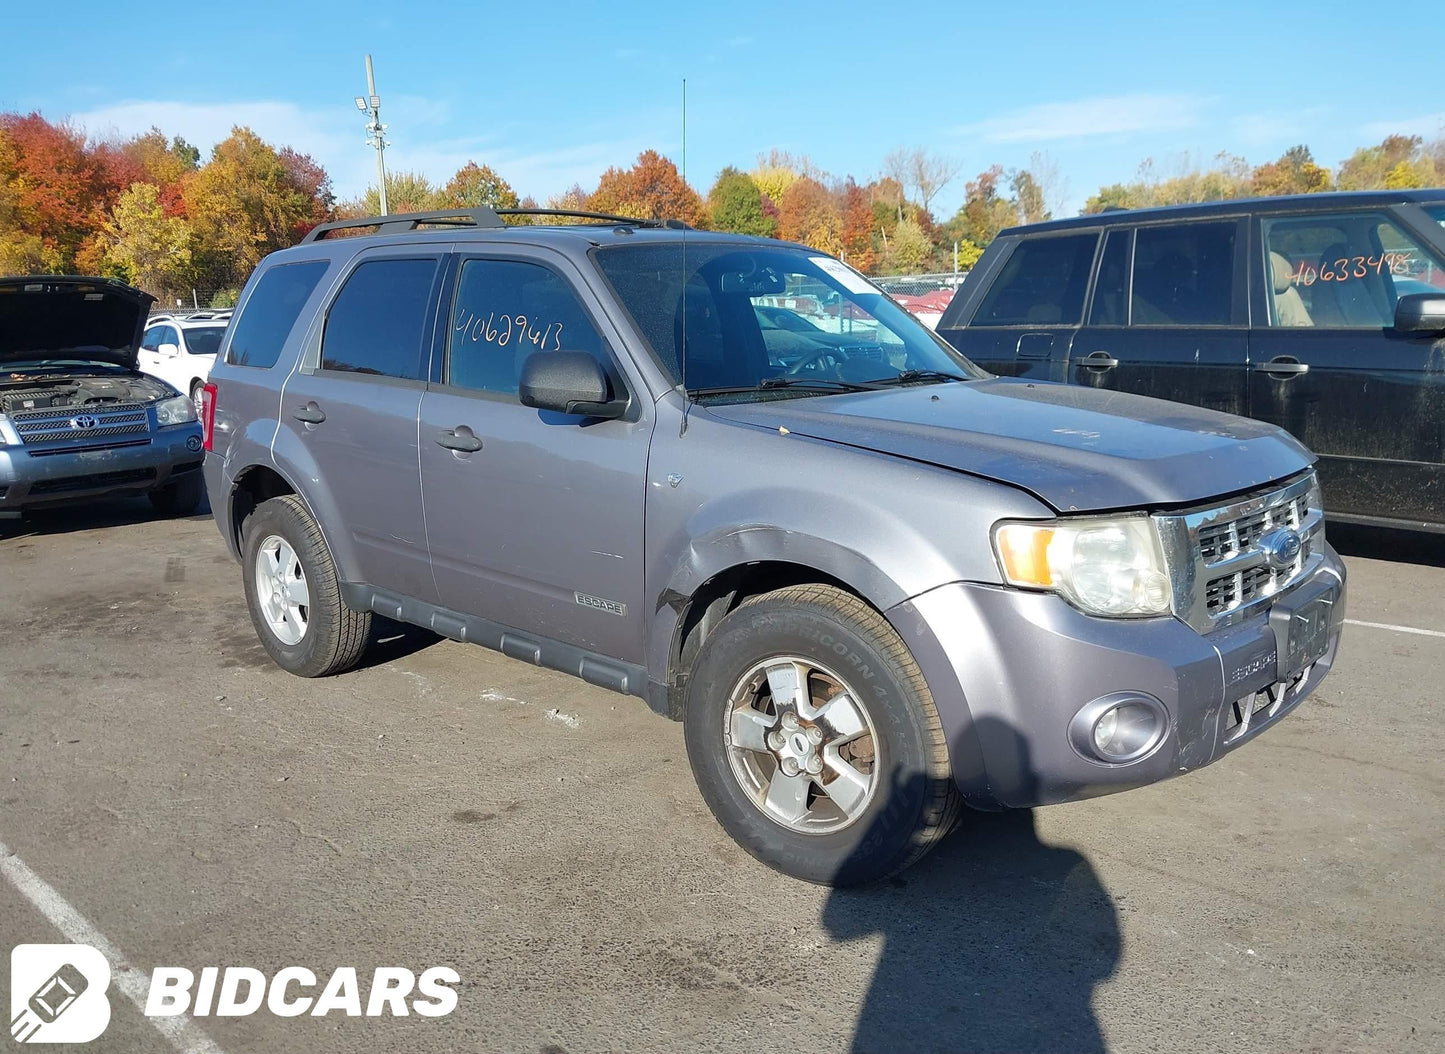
xmin=971 ymin=233 xmax=1098 ymax=326
xmin=322 ymin=258 xmax=439 ymax=379
xmin=1262 ymin=212 xmax=1444 ymax=328
xmin=1130 ymin=222 xmax=1236 ymax=326
xmin=446 ymin=259 xmax=609 ymax=395
xmin=227 ymin=260 xmax=329 ymax=369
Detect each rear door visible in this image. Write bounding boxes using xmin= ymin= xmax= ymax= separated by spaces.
xmin=1069 ymin=218 xmax=1250 ymax=417
xmin=939 ymin=231 xmax=1099 ymax=380
xmin=1249 ymin=207 xmax=1445 ymax=524
xmin=277 ymin=246 xmax=445 ymax=602
xmin=418 ymin=248 xmax=654 ymax=663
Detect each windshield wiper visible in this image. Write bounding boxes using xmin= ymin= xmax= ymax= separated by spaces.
xmin=870 ymin=369 xmax=972 ymax=386
xmin=688 ymin=376 xmax=881 ymax=397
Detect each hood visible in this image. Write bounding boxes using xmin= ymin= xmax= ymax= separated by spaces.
xmin=0 ymin=276 xmax=155 ymax=370
xmin=704 ymin=378 xmax=1314 ymax=513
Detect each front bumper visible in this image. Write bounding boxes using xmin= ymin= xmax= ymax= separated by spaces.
xmin=888 ymin=543 xmax=1346 ymax=809
xmin=0 ymin=426 xmax=204 ymax=509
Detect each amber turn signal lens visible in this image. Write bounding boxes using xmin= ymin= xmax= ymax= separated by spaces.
xmin=994 ymin=524 xmax=1055 ymax=588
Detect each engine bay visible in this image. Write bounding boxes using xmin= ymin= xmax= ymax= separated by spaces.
xmin=0 ymin=370 xmax=173 ymax=415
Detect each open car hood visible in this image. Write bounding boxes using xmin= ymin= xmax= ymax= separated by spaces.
xmin=704 ymin=378 xmax=1316 ymax=513
xmin=0 ymin=276 xmax=155 ymax=370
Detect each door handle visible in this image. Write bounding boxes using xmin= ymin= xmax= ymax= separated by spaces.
xmin=1254 ymin=358 xmax=1310 ymax=377
xmin=292 ymin=404 xmax=326 ymax=424
xmin=1081 ymin=351 xmax=1119 ymax=370
xmin=436 ymin=429 xmax=483 ymax=453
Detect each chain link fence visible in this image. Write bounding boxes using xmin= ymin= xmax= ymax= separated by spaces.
xmin=868 ymin=272 xmax=968 ymax=328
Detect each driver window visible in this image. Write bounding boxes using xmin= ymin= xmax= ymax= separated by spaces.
xmin=447 ymin=259 xmax=610 ymax=396
xmin=141 ymin=325 xmax=162 ymax=350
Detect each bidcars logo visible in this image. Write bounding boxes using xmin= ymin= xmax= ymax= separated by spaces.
xmin=10 ymin=945 xmax=458 ymax=1043
xmin=10 ymin=944 xmax=112 ymax=1044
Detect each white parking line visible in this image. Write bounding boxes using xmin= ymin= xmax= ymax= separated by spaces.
xmin=1344 ymin=618 xmax=1445 ymax=640
xmin=0 ymin=838 xmax=226 ymax=1054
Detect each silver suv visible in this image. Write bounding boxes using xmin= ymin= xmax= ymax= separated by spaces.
xmin=202 ymin=208 xmax=1347 ymax=885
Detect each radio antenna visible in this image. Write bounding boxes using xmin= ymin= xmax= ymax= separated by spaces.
xmin=679 ymin=76 xmax=691 ymax=437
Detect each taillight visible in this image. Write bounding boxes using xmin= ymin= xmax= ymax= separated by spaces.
xmin=200 ymin=382 xmax=218 ymax=451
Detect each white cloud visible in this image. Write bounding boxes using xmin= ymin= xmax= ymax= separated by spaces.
xmin=1231 ymin=107 xmax=1328 ymax=148
xmin=63 ymin=97 xmax=654 ymax=204
xmin=1361 ymin=112 xmax=1445 ymax=140
xmin=957 ymin=93 xmax=1209 ymax=143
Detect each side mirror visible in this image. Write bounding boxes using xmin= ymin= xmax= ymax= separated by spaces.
xmin=1394 ymin=293 xmax=1445 ymax=334
xmin=158 ymin=342 xmax=180 ymax=357
xmin=518 ymin=352 xmax=626 ymax=419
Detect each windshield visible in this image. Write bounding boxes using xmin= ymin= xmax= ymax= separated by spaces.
xmin=593 ymin=243 xmax=984 ymax=399
xmin=183 ymin=326 xmax=226 ymax=355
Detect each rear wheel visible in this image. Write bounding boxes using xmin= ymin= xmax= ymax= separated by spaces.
xmin=189 ymin=379 xmax=205 ymax=416
xmin=684 ymin=584 xmax=959 ymax=886
xmin=241 ymin=494 xmax=370 ymax=677
xmin=148 ymin=472 xmax=203 ymax=516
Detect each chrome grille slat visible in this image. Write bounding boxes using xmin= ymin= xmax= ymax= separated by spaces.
xmin=1156 ymin=473 xmax=1323 ymax=634
xmin=11 ymin=402 xmax=152 ymax=448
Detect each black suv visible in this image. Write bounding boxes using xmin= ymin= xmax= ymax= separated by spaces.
xmin=938 ymin=190 xmax=1445 ymax=532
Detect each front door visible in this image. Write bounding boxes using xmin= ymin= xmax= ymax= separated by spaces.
xmin=419 ymin=251 xmax=653 ymax=662
xmin=277 ymin=248 xmax=445 ymax=603
xmin=1070 ymin=220 xmax=1251 ymax=417
xmin=1250 ymin=208 xmax=1445 ymax=524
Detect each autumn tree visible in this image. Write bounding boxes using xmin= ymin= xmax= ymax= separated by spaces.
xmin=750 ymin=149 xmax=802 ymax=208
xmin=0 ymin=113 xmax=117 ymax=271
xmin=183 ymin=126 xmax=333 ymax=290
xmin=443 ymin=161 xmax=519 ymax=211
xmin=102 ymin=182 xmax=192 ymax=295
xmin=879 ymin=217 xmax=932 ymax=275
xmin=120 ymin=128 xmax=200 ymax=214
xmin=1251 ymin=145 xmax=1331 ymax=196
xmin=1337 ymin=134 xmax=1439 ymax=190
xmin=589 ymin=150 xmax=705 ymax=226
xmin=776 ymin=176 xmax=842 ymax=253
xmin=707 ymin=167 xmax=774 ymax=236
xmin=949 ymin=166 xmax=1020 ymax=245
xmin=838 ymin=179 xmax=878 ymax=273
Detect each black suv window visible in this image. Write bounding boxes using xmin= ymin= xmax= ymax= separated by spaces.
xmin=322 ymin=258 xmax=439 ymax=379
xmin=1131 ymin=222 xmax=1236 ymax=326
xmin=227 ymin=260 xmax=329 ymax=369
xmin=1089 ymin=229 xmax=1131 ymax=325
xmin=446 ymin=259 xmax=609 ymax=395
xmin=972 ymin=233 xmax=1098 ymax=326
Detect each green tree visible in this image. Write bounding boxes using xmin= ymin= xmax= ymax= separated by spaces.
xmin=102 ymin=182 xmax=193 ymax=295
xmin=706 ymin=167 xmax=774 ymax=236
xmin=442 ymin=161 xmax=519 ymax=211
xmin=1337 ymin=135 xmax=1433 ymax=190
xmin=879 ymin=217 xmax=932 ymax=274
xmin=1010 ymin=169 xmax=1048 ymax=225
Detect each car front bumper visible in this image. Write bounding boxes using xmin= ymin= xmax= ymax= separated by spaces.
xmin=0 ymin=426 xmax=204 ymax=510
xmin=888 ymin=543 xmax=1347 ymax=809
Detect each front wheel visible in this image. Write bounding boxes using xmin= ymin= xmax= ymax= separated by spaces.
xmin=241 ymin=494 xmax=370 ymax=677
xmin=684 ymin=584 xmax=959 ymax=886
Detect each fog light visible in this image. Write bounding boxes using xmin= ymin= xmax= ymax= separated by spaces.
xmin=1070 ymin=693 xmax=1168 ymax=764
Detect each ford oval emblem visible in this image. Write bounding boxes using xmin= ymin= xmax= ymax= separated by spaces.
xmin=1258 ymin=527 xmax=1303 ymax=571
xmin=69 ymin=414 xmax=99 ymax=430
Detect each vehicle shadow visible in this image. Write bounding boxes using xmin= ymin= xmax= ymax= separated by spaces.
xmin=352 ymin=616 xmax=445 ymax=670
xmin=1326 ymin=521 xmax=1445 ymax=568
xmin=0 ymin=495 xmax=214 ymax=540
xmin=822 ymin=733 xmax=1118 ymax=1053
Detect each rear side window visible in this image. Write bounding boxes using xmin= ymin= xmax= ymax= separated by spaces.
xmin=226 ymin=260 xmax=329 ymax=368
xmin=321 ymin=258 xmax=439 ymax=380
xmin=1131 ymin=222 xmax=1236 ymax=325
xmin=972 ymin=233 xmax=1098 ymax=326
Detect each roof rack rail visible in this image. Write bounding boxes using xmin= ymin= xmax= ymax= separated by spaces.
xmin=301 ymin=206 xmax=690 ymax=243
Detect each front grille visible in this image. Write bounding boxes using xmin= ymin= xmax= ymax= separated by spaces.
xmin=1158 ymin=473 xmax=1324 ymax=633
xmin=27 ymin=468 xmax=157 ymax=495
xmin=11 ymin=403 xmax=150 ymax=448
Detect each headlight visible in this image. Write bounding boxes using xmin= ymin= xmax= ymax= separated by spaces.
xmin=992 ymin=515 xmax=1173 ymax=617
xmin=155 ymin=395 xmax=198 ymax=427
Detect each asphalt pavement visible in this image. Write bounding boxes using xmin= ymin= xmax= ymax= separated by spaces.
xmin=1 ymin=501 xmax=1441 ymax=1054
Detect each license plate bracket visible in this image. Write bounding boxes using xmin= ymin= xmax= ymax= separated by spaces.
xmin=1269 ymin=582 xmax=1338 ymax=681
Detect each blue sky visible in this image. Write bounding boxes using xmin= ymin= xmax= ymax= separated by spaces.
xmin=1 ymin=0 xmax=1440 ymax=217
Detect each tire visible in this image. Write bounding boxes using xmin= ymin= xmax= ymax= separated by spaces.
xmin=684 ymin=584 xmax=960 ymax=886
xmin=241 ymin=494 xmax=370 ymax=677
xmin=189 ymin=379 xmax=205 ymax=414
xmin=148 ymin=472 xmax=204 ymax=516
